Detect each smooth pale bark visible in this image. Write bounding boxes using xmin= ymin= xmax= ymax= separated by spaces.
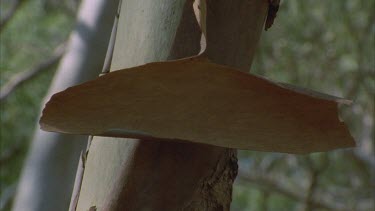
xmin=12 ymin=0 xmax=119 ymax=210
xmin=76 ymin=0 xmax=268 ymax=210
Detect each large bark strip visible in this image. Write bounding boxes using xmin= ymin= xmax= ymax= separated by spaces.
xmin=76 ymin=0 xmax=268 ymax=210
xmin=12 ymin=1 xmax=119 ymax=211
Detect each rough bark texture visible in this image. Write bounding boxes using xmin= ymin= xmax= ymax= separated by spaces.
xmin=12 ymin=1 xmax=119 ymax=210
xmin=182 ymin=149 xmax=238 ymax=211
xmin=101 ymin=141 xmax=238 ymax=211
xmin=76 ymin=0 xmax=268 ymax=210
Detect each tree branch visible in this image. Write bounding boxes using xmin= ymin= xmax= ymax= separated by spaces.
xmin=237 ymin=169 xmax=349 ymax=211
xmin=346 ymin=150 xmax=375 ymax=177
xmin=0 ymin=142 xmax=23 ymax=166
xmin=0 ymin=0 xmax=27 ymax=33
xmin=303 ymin=155 xmax=329 ymax=211
xmin=0 ymin=43 xmax=66 ymax=102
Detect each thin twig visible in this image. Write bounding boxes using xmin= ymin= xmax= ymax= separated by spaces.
xmin=237 ymin=170 xmax=349 ymax=211
xmin=0 ymin=0 xmax=27 ymax=33
xmin=0 ymin=43 xmax=66 ymax=102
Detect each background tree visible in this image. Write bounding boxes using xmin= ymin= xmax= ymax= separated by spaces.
xmin=0 ymin=0 xmax=373 ymax=210
xmin=1 ymin=0 xmax=119 ymax=210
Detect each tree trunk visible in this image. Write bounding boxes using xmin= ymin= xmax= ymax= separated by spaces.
xmin=12 ymin=1 xmax=119 ymax=210
xmin=76 ymin=0 xmax=268 ymax=210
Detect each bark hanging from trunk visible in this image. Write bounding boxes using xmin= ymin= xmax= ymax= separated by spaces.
xmin=12 ymin=1 xmax=119 ymax=210
xmin=76 ymin=0 xmax=268 ymax=210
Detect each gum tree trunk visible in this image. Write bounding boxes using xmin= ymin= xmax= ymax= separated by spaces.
xmin=76 ymin=0 xmax=268 ymax=210
xmin=13 ymin=0 xmax=119 ymax=210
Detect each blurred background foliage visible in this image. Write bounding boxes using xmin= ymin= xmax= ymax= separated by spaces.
xmin=233 ymin=1 xmax=374 ymax=211
xmin=0 ymin=0 xmax=76 ymax=209
xmin=0 ymin=0 xmax=374 ymax=210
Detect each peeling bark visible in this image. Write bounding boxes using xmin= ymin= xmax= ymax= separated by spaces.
xmin=75 ymin=0 xmax=268 ymax=210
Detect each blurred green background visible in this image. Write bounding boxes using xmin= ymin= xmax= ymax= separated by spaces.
xmin=0 ymin=0 xmax=374 ymax=210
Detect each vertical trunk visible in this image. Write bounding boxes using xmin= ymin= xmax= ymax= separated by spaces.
xmin=76 ymin=0 xmax=268 ymax=210
xmin=12 ymin=0 xmax=119 ymax=210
